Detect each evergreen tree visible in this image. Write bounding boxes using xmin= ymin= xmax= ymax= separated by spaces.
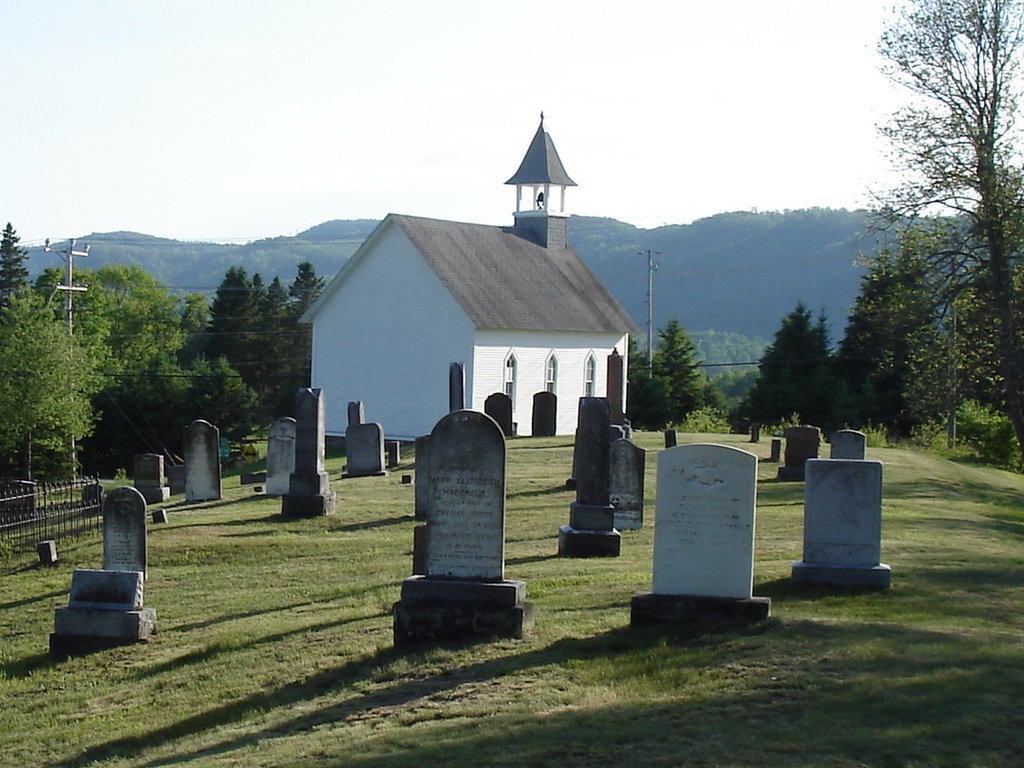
xmin=207 ymin=266 xmax=260 ymax=384
xmin=651 ymin=319 xmax=706 ymax=423
xmin=626 ymin=335 xmax=672 ymax=429
xmin=0 ymin=222 xmax=29 ymax=308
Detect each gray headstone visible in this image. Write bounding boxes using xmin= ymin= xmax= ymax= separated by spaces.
xmin=449 ymin=362 xmax=466 ymax=413
xmin=610 ymin=438 xmax=646 ymax=530
xmin=830 ymin=429 xmax=867 ymax=460
xmin=531 ymin=391 xmax=557 ymax=437
xmin=51 ymin=569 xmax=157 ymax=652
xmin=344 ymin=422 xmax=387 ymax=477
xmin=167 ymin=464 xmax=185 ymax=495
xmin=749 ymin=423 xmax=761 ymax=443
xmin=606 ymin=349 xmax=625 ymax=424
xmin=102 ymin=486 xmax=148 ymax=579
xmin=769 ymin=438 xmax=782 ymax=462
xmin=484 ymin=392 xmax=514 ymax=437
xmin=386 ymin=440 xmax=401 ymax=468
xmin=266 ymin=417 xmax=297 ymax=497
xmin=792 ymin=459 xmax=891 ymax=588
xmin=778 ymin=425 xmax=821 ymax=480
xmin=347 ymin=400 xmax=366 ymax=427
xmin=664 ymin=429 xmax=678 ymax=448
xmin=132 ymin=454 xmax=170 ymax=504
xmin=282 ymin=388 xmax=335 ymax=517
xmin=422 ymin=410 xmax=506 ymax=580
xmin=652 ymin=444 xmax=758 ymax=598
xmin=67 ymin=569 xmax=145 ymax=611
xmin=37 ymin=539 xmax=58 ymax=565
xmin=184 ymin=420 xmax=222 ymax=502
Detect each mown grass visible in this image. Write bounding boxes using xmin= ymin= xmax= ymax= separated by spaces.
xmin=1 ymin=432 xmax=1022 ymax=767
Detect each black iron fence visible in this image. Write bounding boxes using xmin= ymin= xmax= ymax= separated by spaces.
xmin=0 ymin=477 xmax=104 ymax=556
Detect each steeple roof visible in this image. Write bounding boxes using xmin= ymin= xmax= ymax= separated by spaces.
xmin=505 ymin=115 xmax=577 ymax=187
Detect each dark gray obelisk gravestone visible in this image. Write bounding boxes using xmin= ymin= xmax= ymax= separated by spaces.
xmin=777 ymin=424 xmax=821 ymax=481
xmin=449 ymin=362 xmax=465 ymax=413
xmin=281 ymin=388 xmax=335 ymax=518
xmin=829 ymin=429 xmax=867 ymax=460
xmin=103 ymin=486 xmax=148 ymax=580
xmin=610 ymin=437 xmax=646 ymax=530
xmin=792 ymin=459 xmax=891 ymax=588
xmin=558 ymin=398 xmax=620 ymax=557
xmin=133 ymin=453 xmax=169 ymax=504
xmin=184 ymin=419 xmax=222 ymax=502
xmin=484 ymin=392 xmax=514 ymax=437
xmin=393 ymin=410 xmax=533 ymax=644
xmin=531 ymin=391 xmax=557 ymax=437
xmin=606 ymin=349 xmax=625 ymax=424
xmin=266 ymin=416 xmax=297 ymax=497
xmin=632 ymin=444 xmax=771 ymax=623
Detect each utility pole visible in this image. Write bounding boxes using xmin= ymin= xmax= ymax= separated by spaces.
xmin=45 ymin=238 xmax=89 ymax=333
xmin=639 ymin=249 xmax=660 ymax=377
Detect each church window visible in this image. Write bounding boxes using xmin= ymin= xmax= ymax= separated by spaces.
xmin=584 ymin=354 xmax=596 ymax=397
xmin=545 ymin=354 xmax=558 ymax=393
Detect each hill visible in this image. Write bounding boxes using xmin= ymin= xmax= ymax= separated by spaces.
xmin=1 ymin=432 xmax=1022 ymax=766
xmin=25 ymin=209 xmax=878 ymax=345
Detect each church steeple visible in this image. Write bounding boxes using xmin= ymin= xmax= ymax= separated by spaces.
xmin=506 ymin=114 xmax=576 ymax=249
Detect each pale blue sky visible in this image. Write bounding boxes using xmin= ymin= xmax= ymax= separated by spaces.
xmin=2 ymin=0 xmax=902 ymax=244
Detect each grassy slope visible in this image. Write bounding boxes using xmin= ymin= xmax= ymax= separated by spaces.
xmin=1 ymin=432 xmax=1022 ymax=768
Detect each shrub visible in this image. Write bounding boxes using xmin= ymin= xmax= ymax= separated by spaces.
xmin=955 ymin=400 xmax=1022 ymax=471
xmin=677 ymin=406 xmax=732 ymax=434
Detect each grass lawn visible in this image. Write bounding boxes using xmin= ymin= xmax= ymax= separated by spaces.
xmin=1 ymin=431 xmax=1022 ymax=767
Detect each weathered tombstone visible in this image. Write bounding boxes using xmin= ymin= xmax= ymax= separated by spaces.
xmin=37 ymin=540 xmax=58 ymax=565
xmin=167 ymin=464 xmax=185 ymax=496
xmin=484 ymin=392 xmax=514 ymax=437
xmin=344 ymin=422 xmax=388 ymax=477
xmin=133 ymin=454 xmax=170 ymax=504
xmin=347 ymin=400 xmax=366 ymax=427
xmin=102 ymin=486 xmax=148 ymax=579
xmin=393 ymin=410 xmax=533 ymax=644
xmin=749 ymin=423 xmax=761 ymax=443
xmin=386 ymin=440 xmax=401 ymax=468
xmin=777 ymin=424 xmax=821 ymax=481
xmin=632 ymin=444 xmax=771 ymax=622
xmin=152 ymin=508 xmax=168 ymax=524
xmin=281 ymin=388 xmax=335 ymax=518
xmin=830 ymin=429 xmax=867 ymax=460
xmin=606 ymin=349 xmax=625 ymax=424
xmin=265 ymin=416 xmax=297 ymax=497
xmin=558 ymin=398 xmax=620 ymax=557
xmin=414 ymin=434 xmax=431 ymax=520
xmin=768 ymin=438 xmax=782 ymax=463
xmin=664 ymin=429 xmax=678 ymax=449
xmin=792 ymin=459 xmax=891 ymax=588
xmin=610 ymin=437 xmax=645 ymax=530
xmin=50 ymin=569 xmax=157 ymax=656
xmin=184 ymin=419 xmax=222 ymax=502
xmin=531 ymin=391 xmax=557 ymax=437
xmin=449 ymin=362 xmax=465 ymax=413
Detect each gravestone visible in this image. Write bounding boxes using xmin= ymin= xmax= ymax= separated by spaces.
xmin=133 ymin=453 xmax=170 ymax=504
xmin=37 ymin=540 xmax=58 ymax=565
xmin=830 ymin=429 xmax=867 ymax=460
xmin=386 ymin=440 xmax=401 ymax=468
xmin=531 ymin=391 xmax=557 ymax=437
xmin=50 ymin=569 xmax=157 ymax=656
xmin=102 ymin=486 xmax=148 ymax=579
xmin=347 ymin=400 xmax=366 ymax=426
xmin=749 ymin=423 xmax=761 ymax=443
xmin=266 ymin=417 xmax=297 ymax=497
xmin=558 ymin=398 xmax=620 ymax=557
xmin=768 ymin=438 xmax=782 ymax=463
xmin=792 ymin=459 xmax=891 ymax=588
xmin=167 ymin=464 xmax=185 ymax=495
xmin=606 ymin=349 xmax=625 ymax=424
xmin=777 ymin=425 xmax=821 ymax=481
xmin=610 ymin=437 xmax=645 ymax=530
xmin=449 ymin=362 xmax=465 ymax=413
xmin=414 ymin=434 xmax=431 ymax=520
xmin=484 ymin=392 xmax=514 ymax=437
xmin=281 ymin=388 xmax=335 ymax=518
xmin=632 ymin=444 xmax=771 ymax=622
xmin=184 ymin=419 xmax=222 ymax=502
xmin=393 ymin=410 xmax=533 ymax=644
xmin=344 ymin=422 xmax=388 ymax=477
xmin=664 ymin=429 xmax=678 ymax=448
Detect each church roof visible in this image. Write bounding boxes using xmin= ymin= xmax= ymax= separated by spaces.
xmin=505 ymin=117 xmax=578 ymax=187
xmin=305 ymin=213 xmax=636 ymax=334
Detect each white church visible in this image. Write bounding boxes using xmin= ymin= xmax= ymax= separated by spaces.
xmin=301 ymin=117 xmax=638 ymax=440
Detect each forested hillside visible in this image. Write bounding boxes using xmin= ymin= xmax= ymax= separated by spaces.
xmin=25 ymin=209 xmax=878 ymax=344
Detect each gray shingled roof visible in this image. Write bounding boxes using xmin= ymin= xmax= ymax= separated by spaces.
xmin=504 ymin=119 xmax=578 ymax=187
xmin=391 ymin=214 xmax=636 ymax=334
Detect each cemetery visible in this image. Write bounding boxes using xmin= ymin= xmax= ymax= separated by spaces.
xmin=1 ymin=427 xmax=1022 ymax=766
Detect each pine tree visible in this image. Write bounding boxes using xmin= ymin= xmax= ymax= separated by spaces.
xmin=652 ymin=319 xmax=706 ymax=423
xmin=0 ymin=222 xmax=29 ymax=308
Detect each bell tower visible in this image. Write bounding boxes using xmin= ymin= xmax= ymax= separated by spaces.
xmin=505 ymin=113 xmax=577 ymax=250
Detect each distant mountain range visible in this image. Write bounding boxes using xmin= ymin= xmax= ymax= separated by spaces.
xmin=26 ymin=208 xmax=883 ymax=355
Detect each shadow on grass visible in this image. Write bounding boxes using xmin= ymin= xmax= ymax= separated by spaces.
xmin=0 ymin=651 xmax=58 ymax=679
xmin=508 ymin=484 xmax=572 ymax=499
xmin=334 ymin=515 xmax=412 ymax=533
xmin=0 ymin=588 xmax=65 ymax=611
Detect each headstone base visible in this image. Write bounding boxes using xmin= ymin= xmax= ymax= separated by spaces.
xmin=791 ymin=560 xmax=892 ymax=589
xmin=137 ymin=486 xmax=170 ymax=504
xmin=777 ymin=466 xmax=806 ymax=481
xmin=630 ymin=593 xmax=771 ymax=624
xmin=281 ymin=492 xmax=336 ymax=518
xmin=50 ymin=607 xmax=157 ymax=657
xmin=240 ymin=472 xmax=266 ymax=485
xmin=392 ymin=576 xmax=532 ymax=645
xmin=557 ymin=525 xmax=621 ymax=557
xmin=342 ymin=469 xmax=388 ymax=479
xmin=613 ymin=510 xmax=642 ymax=530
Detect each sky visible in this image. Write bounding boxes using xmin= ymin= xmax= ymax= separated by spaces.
xmin=2 ymin=0 xmax=907 ymax=245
